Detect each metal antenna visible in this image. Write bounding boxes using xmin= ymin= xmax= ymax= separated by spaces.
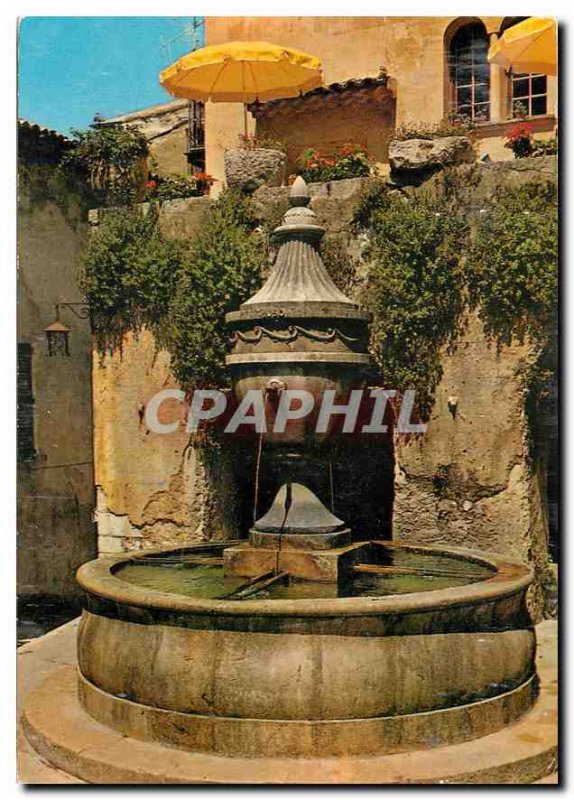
xmin=160 ymin=17 xmax=204 ymax=60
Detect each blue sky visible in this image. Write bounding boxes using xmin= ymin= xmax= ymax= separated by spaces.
xmin=18 ymin=17 xmax=204 ymax=135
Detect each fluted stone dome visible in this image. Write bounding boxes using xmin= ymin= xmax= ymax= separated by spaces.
xmin=227 ymin=176 xmax=369 ymax=322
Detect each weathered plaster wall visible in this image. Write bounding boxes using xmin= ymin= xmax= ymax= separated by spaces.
xmin=204 ymin=16 xmax=557 ymax=189
xmin=92 ymin=330 xmax=243 ymax=555
xmin=89 ymin=198 xmax=242 ymax=555
xmin=392 ymin=314 xmax=546 ymax=552
xmin=18 ymin=182 xmax=96 ymax=597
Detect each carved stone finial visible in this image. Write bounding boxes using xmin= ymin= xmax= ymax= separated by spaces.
xmin=289 ymin=175 xmax=310 ymax=207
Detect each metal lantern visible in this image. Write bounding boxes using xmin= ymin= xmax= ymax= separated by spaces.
xmin=45 ymin=318 xmax=71 ymax=357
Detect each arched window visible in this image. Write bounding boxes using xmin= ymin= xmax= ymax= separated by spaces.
xmin=501 ymin=17 xmax=548 ymax=118
xmin=448 ymin=22 xmax=490 ymax=122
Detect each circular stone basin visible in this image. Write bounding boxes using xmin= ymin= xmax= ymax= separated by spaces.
xmin=76 ymin=541 xmax=535 ymax=760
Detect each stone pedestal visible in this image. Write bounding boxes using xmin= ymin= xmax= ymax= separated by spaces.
xmin=223 ymin=481 xmax=361 ymax=581
xmin=223 ymin=541 xmax=367 ymax=582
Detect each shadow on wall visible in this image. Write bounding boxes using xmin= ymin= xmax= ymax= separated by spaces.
xmin=232 ymin=437 xmax=394 ymax=542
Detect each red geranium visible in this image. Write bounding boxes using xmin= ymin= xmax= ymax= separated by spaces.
xmin=506 ymin=123 xmax=534 ymax=144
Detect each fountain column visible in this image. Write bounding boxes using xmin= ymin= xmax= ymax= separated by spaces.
xmin=224 ymin=177 xmax=373 ymax=577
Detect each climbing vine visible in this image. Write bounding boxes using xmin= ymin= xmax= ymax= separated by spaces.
xmin=468 ymin=180 xmax=558 ymax=459
xmin=167 ymin=190 xmax=263 ymax=389
xmin=82 ymin=191 xmax=263 ymax=389
xmin=468 ymin=181 xmax=558 ymax=349
xmin=354 ymin=179 xmax=470 ymax=418
xmin=80 ymin=205 xmax=188 ymax=353
xmin=352 ymin=172 xmax=558 ymax=450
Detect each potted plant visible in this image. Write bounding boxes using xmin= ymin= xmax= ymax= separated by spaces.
xmin=504 ymin=122 xmax=535 ymax=159
xmin=224 ymin=134 xmax=287 ymax=193
xmin=144 ymin=172 xmax=215 ymax=202
xmin=296 ymin=143 xmax=373 ymax=183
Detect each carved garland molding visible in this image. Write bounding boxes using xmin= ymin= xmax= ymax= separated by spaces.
xmin=230 ymin=325 xmax=359 ymax=346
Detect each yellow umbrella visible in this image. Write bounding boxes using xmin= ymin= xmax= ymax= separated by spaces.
xmin=488 ymin=17 xmax=557 ymax=76
xmin=160 ymin=40 xmax=323 ymax=136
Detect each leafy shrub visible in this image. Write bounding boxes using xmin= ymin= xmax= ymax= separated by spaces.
xmin=356 ymin=182 xmax=469 ymax=418
xmin=468 ymin=180 xmax=558 ymax=459
xmin=532 ymin=137 xmax=558 ymax=157
xmin=468 ymin=181 xmax=558 ymax=348
xmin=144 ymin=173 xmax=214 ymax=202
xmin=80 ymin=205 xmax=188 ymax=352
xmin=297 ymin=144 xmax=372 ymax=182
xmin=62 ymin=118 xmax=149 ymax=206
xmin=167 ymin=191 xmax=263 ymax=388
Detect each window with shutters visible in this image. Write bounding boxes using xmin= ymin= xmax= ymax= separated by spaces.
xmin=17 ymin=343 xmax=35 ymax=462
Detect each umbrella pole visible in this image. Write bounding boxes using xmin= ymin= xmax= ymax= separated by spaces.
xmin=243 ymin=104 xmax=249 ymax=139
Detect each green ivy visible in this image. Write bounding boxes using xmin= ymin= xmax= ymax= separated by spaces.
xmin=82 ymin=188 xmax=264 ymax=388
xmin=167 ymin=191 xmax=263 ymax=389
xmin=468 ymin=180 xmax=558 ymax=460
xmin=356 ymin=181 xmax=469 ymax=418
xmin=80 ymin=205 xmax=188 ymax=353
xmin=468 ymin=181 xmax=557 ymax=348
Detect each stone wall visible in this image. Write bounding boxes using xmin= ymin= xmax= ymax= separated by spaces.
xmin=90 ymin=157 xmax=557 ymax=615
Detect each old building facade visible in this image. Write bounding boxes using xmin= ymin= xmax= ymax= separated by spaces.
xmin=203 ymin=16 xmax=557 ymax=187
xmin=17 ymin=122 xmax=97 ymax=599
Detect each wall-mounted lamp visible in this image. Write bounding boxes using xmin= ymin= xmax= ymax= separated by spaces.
xmin=44 ymin=303 xmax=90 ymax=357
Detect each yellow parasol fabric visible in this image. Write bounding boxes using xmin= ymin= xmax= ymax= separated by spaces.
xmin=160 ymin=40 xmax=323 ymax=103
xmin=488 ymin=17 xmax=557 ymax=76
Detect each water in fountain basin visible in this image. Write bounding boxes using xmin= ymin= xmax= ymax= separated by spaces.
xmin=116 ymin=549 xmax=493 ymax=600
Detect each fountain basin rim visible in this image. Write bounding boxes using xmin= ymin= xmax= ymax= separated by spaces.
xmin=76 ymin=542 xmax=533 ymax=618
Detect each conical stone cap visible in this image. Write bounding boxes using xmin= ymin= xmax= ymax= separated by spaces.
xmin=254 ymin=482 xmax=346 ymax=534
xmin=228 ymin=176 xmax=369 ymax=321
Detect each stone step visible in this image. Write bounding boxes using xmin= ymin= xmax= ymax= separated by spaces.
xmin=21 ymin=661 xmax=557 ymax=785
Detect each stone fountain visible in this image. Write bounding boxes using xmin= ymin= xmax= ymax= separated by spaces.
xmin=22 ymin=178 xmax=547 ymax=784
